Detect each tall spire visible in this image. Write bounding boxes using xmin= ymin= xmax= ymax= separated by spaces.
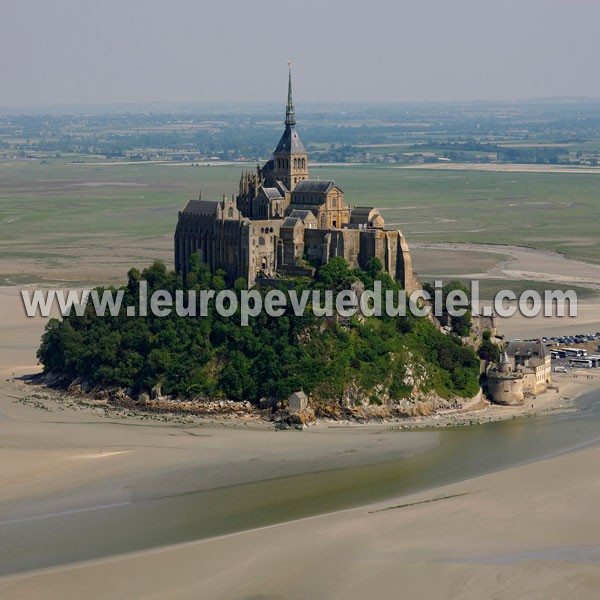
xmin=285 ymin=60 xmax=296 ymax=126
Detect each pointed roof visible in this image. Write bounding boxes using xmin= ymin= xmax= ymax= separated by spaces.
xmin=181 ymin=199 xmax=218 ymax=215
xmin=505 ymin=340 xmax=548 ymax=358
xmin=285 ymin=60 xmax=295 ymax=127
xmin=293 ymin=180 xmax=336 ymax=194
xmin=288 ymin=209 xmax=317 ymax=223
xmin=274 ymin=62 xmax=306 ymax=155
xmin=274 ymin=127 xmax=306 ymax=154
xmin=258 ymin=187 xmax=284 ymax=200
xmin=498 ymin=350 xmax=511 ymax=373
xmin=281 ymin=216 xmax=302 ymax=229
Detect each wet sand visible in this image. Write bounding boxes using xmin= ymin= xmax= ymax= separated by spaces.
xmin=3 ymin=395 xmax=600 ymax=600
xmin=4 ymin=440 xmax=600 ymax=600
xmin=0 ymin=284 xmax=438 ymax=526
xmin=411 ymin=241 xmax=600 ymax=339
xmin=413 ymin=241 xmax=600 ymax=291
xmin=2 ymin=269 xmax=600 ymax=598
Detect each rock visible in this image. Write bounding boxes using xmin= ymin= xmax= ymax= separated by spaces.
xmin=286 ymin=407 xmax=316 ymax=425
xmin=68 ymin=377 xmax=83 ymax=394
xmin=137 ymin=392 xmax=150 ymax=407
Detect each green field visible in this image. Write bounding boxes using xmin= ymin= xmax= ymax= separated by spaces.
xmin=1 ymin=158 xmax=599 ymax=284
xmin=309 ymin=165 xmax=600 ymax=262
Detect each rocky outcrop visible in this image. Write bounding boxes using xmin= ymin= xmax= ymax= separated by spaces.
xmin=32 ymin=370 xmax=482 ymax=426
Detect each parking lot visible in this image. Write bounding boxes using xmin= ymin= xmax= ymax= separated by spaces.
xmin=515 ymin=331 xmax=600 ymax=371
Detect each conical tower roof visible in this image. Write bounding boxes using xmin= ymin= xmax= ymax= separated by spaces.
xmin=274 ymin=61 xmax=306 ymax=154
xmin=498 ymin=350 xmax=511 ymax=373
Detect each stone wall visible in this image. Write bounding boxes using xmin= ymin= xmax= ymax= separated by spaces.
xmin=471 ymin=314 xmax=499 ymax=339
xmin=175 ymin=211 xmax=248 ymax=284
xmin=487 ymin=373 xmax=525 ymax=405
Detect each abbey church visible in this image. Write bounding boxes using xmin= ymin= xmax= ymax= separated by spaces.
xmin=175 ymin=68 xmax=419 ymax=291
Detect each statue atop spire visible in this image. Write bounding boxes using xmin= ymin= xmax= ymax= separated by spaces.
xmin=285 ymin=60 xmax=296 ymax=126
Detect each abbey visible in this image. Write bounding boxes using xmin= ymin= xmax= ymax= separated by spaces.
xmin=175 ymin=68 xmax=418 ymax=291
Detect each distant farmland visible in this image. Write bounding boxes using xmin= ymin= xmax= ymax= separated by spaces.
xmin=1 ymin=158 xmax=599 ymax=285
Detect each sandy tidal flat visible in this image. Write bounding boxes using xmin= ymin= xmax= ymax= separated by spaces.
xmin=2 ymin=277 xmax=600 ymax=598
xmin=2 ymin=438 xmax=600 ymax=599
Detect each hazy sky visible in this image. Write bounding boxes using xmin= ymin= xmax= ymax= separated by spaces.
xmin=2 ymin=0 xmax=599 ymax=109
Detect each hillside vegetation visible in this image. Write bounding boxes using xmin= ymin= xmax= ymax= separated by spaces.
xmin=37 ymin=258 xmax=480 ymax=410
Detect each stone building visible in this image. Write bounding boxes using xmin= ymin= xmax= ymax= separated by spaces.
xmin=487 ymin=340 xmax=551 ymax=405
xmin=175 ymin=67 xmax=419 ymax=291
xmin=504 ymin=340 xmax=551 ymax=395
xmin=288 ymin=391 xmax=308 ymax=414
xmin=487 ymin=351 xmax=525 ymax=406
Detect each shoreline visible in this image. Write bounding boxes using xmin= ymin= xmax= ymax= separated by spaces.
xmin=3 ymin=281 xmax=600 ymax=597
xmin=3 ymin=382 xmax=597 ymax=576
xmin=14 ymin=367 xmax=598 ymax=431
xmin=2 ymin=275 xmax=599 ymax=436
xmin=2 ymin=381 xmax=600 ymax=599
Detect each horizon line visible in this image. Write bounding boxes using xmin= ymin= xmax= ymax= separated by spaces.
xmin=3 ymin=96 xmax=600 ymax=116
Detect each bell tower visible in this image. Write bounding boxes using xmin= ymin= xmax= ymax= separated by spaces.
xmin=272 ymin=61 xmax=308 ymax=191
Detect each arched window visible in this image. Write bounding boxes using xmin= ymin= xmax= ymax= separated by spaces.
xmin=259 ymin=236 xmax=266 ymax=246
xmin=228 ymin=207 xmax=234 ymax=217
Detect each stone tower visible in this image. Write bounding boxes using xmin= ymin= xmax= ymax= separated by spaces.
xmin=272 ymin=62 xmax=308 ymax=191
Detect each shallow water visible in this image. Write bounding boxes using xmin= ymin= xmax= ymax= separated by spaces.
xmin=1 ymin=390 xmax=600 ymax=576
